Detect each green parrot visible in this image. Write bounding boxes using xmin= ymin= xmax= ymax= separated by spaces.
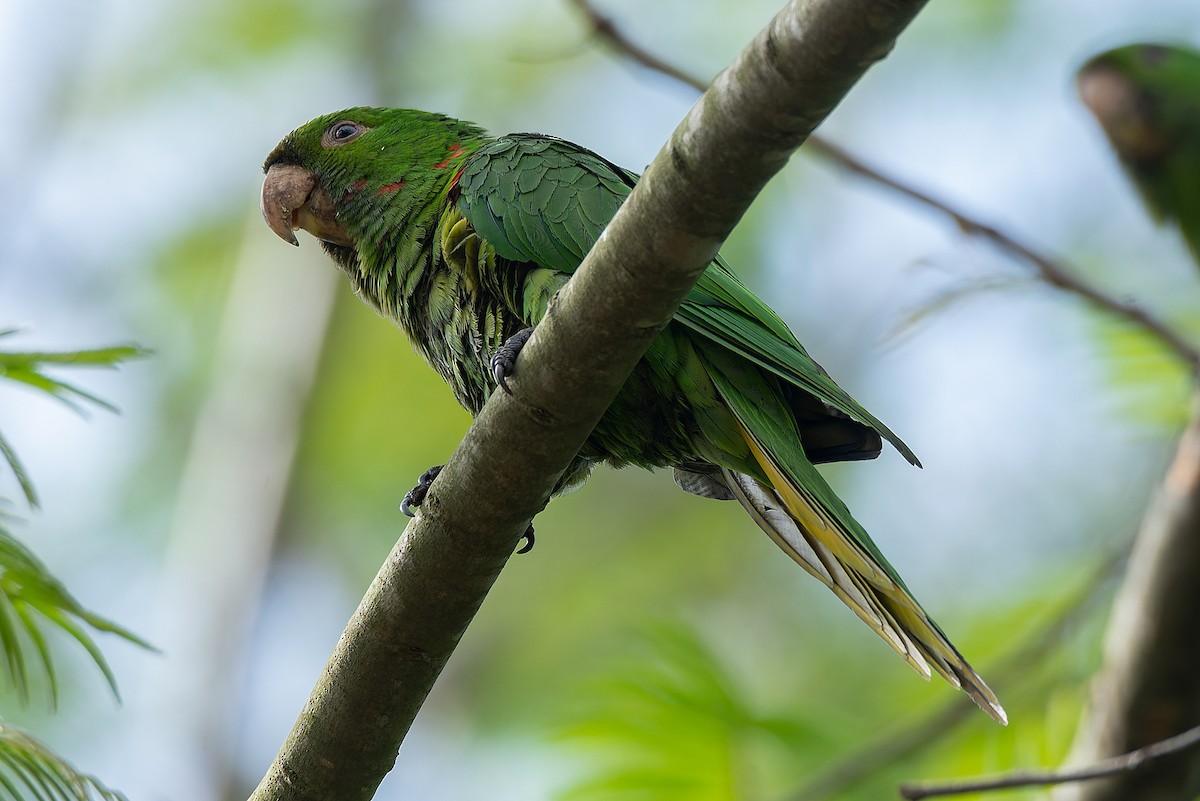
xmin=1079 ymin=43 xmax=1200 ymax=262
xmin=261 ymin=108 xmax=1005 ymax=724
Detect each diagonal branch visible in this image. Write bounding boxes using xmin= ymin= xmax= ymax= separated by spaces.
xmin=898 ymin=722 xmax=1200 ymax=799
xmin=247 ymin=1 xmax=932 ymax=799
xmin=568 ymin=0 xmax=1200 ymax=370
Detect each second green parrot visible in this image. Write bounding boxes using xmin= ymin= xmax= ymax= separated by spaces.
xmin=261 ymin=108 xmax=1005 ymax=723
xmin=1079 ymin=43 xmax=1200 ymax=263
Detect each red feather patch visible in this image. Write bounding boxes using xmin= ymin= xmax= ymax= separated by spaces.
xmin=342 ymin=178 xmax=368 ymax=199
xmin=433 ymin=142 xmax=467 ymax=170
xmin=447 ymin=165 xmax=467 ymax=200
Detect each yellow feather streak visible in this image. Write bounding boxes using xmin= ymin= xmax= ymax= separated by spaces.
xmin=732 ymin=422 xmax=1007 ymax=725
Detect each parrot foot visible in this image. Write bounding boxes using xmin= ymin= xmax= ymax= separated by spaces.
xmin=491 ymin=327 xmax=535 ymax=395
xmin=517 ymin=525 xmax=535 ymax=554
xmin=401 ymin=464 xmax=443 ymax=517
xmin=401 ymin=464 xmax=535 ymax=555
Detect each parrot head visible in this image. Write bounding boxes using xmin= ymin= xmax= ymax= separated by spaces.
xmin=261 ymin=107 xmax=485 ymax=249
xmin=1077 ymin=44 xmax=1197 ymax=166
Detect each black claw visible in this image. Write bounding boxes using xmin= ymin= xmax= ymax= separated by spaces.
xmin=490 ymin=327 xmax=535 ymax=395
xmin=401 ymin=464 xmax=444 ymax=517
xmin=516 ymin=525 xmax=535 ymax=554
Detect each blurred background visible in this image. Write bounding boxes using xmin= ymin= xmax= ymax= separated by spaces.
xmin=2 ymin=0 xmax=1199 ymax=799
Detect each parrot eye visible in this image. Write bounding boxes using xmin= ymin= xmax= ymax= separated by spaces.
xmin=322 ymin=121 xmax=368 ymax=147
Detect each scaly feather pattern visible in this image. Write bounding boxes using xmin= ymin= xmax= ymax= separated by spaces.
xmin=261 ymin=108 xmax=1005 ymax=722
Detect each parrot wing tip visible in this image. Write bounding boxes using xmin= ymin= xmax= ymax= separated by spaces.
xmin=984 ymin=700 xmax=1010 ymax=726
xmin=967 ymin=678 xmax=1008 ymax=725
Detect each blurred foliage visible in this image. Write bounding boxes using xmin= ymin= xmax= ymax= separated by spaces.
xmin=79 ymin=0 xmax=349 ymax=108
xmin=1089 ymin=311 xmax=1192 ymax=428
xmin=289 ymin=294 xmax=473 ymax=565
xmin=0 ymin=332 xmax=149 ymax=800
xmin=547 ymin=553 xmax=1116 ymax=801
xmin=555 ymin=622 xmax=828 ymax=801
xmin=183 ymin=0 xmax=333 ymax=67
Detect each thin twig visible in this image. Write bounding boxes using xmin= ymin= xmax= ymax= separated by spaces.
xmin=567 ymin=0 xmax=701 ymax=88
xmin=898 ymin=722 xmax=1200 ymax=799
xmin=791 ymin=547 xmax=1125 ymax=801
xmin=567 ymin=0 xmax=1200 ymax=371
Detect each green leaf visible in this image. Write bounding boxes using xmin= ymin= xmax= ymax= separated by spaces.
xmin=0 ymin=524 xmax=152 ymax=707
xmin=1089 ymin=309 xmax=1191 ymax=427
xmin=0 ymin=722 xmax=127 ymax=801
xmin=0 ymin=347 xmax=146 ymax=368
xmin=0 ymin=432 xmax=37 ymax=510
xmin=0 ymin=344 xmax=148 ymax=418
xmin=0 ymin=334 xmax=148 ymax=508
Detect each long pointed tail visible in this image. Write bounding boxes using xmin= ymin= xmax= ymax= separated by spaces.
xmin=694 ymin=342 xmax=1005 ymax=722
xmin=722 ymin=442 xmax=1006 ymax=724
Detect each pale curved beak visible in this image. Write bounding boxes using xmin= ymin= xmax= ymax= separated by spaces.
xmin=261 ymin=163 xmax=316 ymax=246
xmin=261 ymin=163 xmax=354 ymax=247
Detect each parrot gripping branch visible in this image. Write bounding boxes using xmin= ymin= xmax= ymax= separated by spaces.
xmin=247 ymin=2 xmax=975 ymax=799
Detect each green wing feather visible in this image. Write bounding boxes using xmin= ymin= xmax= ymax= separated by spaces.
xmin=456 ymin=134 xmax=918 ymax=465
xmin=447 ymin=123 xmax=1002 ymax=722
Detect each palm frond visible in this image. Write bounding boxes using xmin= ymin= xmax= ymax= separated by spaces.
xmin=0 ymin=345 xmax=148 ymax=416
xmin=0 ymin=722 xmax=126 ymax=801
xmin=0 ymin=336 xmax=148 ymax=505
xmin=0 ymin=329 xmax=146 ymax=799
xmin=0 ymin=433 xmax=37 ymax=510
xmin=0 ymin=524 xmax=150 ymax=708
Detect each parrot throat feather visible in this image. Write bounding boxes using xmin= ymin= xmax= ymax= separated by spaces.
xmin=329 ymin=132 xmax=519 ymax=414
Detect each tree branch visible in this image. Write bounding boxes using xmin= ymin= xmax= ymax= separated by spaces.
xmin=568 ymin=0 xmax=1200 ymax=370
xmin=898 ymin=722 xmax=1200 ymax=800
xmin=1049 ymin=392 xmax=1200 ymax=801
xmin=247 ymin=1 xmax=931 ymax=799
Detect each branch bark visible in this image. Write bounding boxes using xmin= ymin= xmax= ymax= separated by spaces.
xmin=247 ymin=1 xmax=929 ymax=798
xmin=1052 ymin=393 xmax=1200 ymax=801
